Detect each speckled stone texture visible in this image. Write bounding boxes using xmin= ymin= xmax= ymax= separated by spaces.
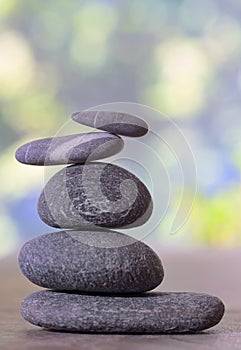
xmin=21 ymin=291 xmax=225 ymax=333
xmin=38 ymin=162 xmax=153 ymax=229
xmin=72 ymin=111 xmax=148 ymax=137
xmin=18 ymin=230 xmax=164 ymax=293
xmin=15 ymin=132 xmax=124 ymax=166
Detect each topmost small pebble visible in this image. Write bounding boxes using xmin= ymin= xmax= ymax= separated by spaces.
xmin=71 ymin=110 xmax=149 ymax=137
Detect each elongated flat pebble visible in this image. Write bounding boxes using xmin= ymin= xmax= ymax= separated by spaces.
xmin=15 ymin=132 xmax=124 ymax=165
xmin=72 ymin=111 xmax=148 ymax=137
xmin=38 ymin=162 xmax=153 ymax=229
xmin=18 ymin=230 xmax=164 ymax=293
xmin=21 ymin=291 xmax=225 ymax=333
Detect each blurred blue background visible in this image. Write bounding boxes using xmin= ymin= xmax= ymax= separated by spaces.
xmin=1 ymin=0 xmax=241 ymax=258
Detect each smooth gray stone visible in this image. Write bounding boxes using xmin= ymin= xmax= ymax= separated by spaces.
xmin=18 ymin=230 xmax=164 ymax=293
xmin=38 ymin=162 xmax=153 ymax=229
xmin=72 ymin=111 xmax=148 ymax=137
xmin=21 ymin=291 xmax=225 ymax=333
xmin=15 ymin=132 xmax=124 ymax=165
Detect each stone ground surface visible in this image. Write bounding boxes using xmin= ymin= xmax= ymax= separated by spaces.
xmin=1 ymin=250 xmax=241 ymax=350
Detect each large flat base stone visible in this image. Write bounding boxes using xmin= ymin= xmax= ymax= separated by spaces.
xmin=21 ymin=291 xmax=225 ymax=334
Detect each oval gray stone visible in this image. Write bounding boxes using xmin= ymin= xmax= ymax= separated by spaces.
xmin=18 ymin=230 xmax=164 ymax=293
xmin=38 ymin=162 xmax=153 ymax=229
xmin=21 ymin=291 xmax=225 ymax=333
xmin=15 ymin=132 xmax=124 ymax=166
xmin=71 ymin=111 xmax=148 ymax=137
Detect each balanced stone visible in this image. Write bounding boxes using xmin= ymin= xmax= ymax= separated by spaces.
xmin=21 ymin=291 xmax=225 ymax=333
xmin=72 ymin=110 xmax=148 ymax=137
xmin=18 ymin=230 xmax=164 ymax=293
xmin=38 ymin=162 xmax=153 ymax=229
xmin=15 ymin=132 xmax=124 ymax=166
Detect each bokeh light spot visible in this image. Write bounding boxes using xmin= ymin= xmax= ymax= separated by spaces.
xmin=144 ymin=39 xmax=211 ymax=117
xmin=0 ymin=0 xmax=18 ymax=19
xmin=70 ymin=3 xmax=116 ymax=71
xmin=0 ymin=31 xmax=34 ymax=97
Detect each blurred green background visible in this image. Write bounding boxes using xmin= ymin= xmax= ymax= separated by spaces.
xmin=1 ymin=0 xmax=241 ymax=258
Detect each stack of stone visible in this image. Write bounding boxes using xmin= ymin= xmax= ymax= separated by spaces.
xmin=16 ymin=111 xmax=225 ymax=333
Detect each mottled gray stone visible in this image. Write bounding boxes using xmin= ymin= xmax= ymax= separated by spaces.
xmin=72 ymin=111 xmax=148 ymax=137
xmin=38 ymin=162 xmax=153 ymax=229
xmin=21 ymin=291 xmax=225 ymax=333
xmin=18 ymin=230 xmax=164 ymax=293
xmin=15 ymin=132 xmax=124 ymax=166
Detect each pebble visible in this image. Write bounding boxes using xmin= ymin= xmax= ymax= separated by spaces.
xmin=21 ymin=290 xmax=225 ymax=333
xmin=38 ymin=162 xmax=153 ymax=229
xmin=71 ymin=111 xmax=148 ymax=137
xmin=15 ymin=132 xmax=124 ymax=166
xmin=18 ymin=230 xmax=164 ymax=293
